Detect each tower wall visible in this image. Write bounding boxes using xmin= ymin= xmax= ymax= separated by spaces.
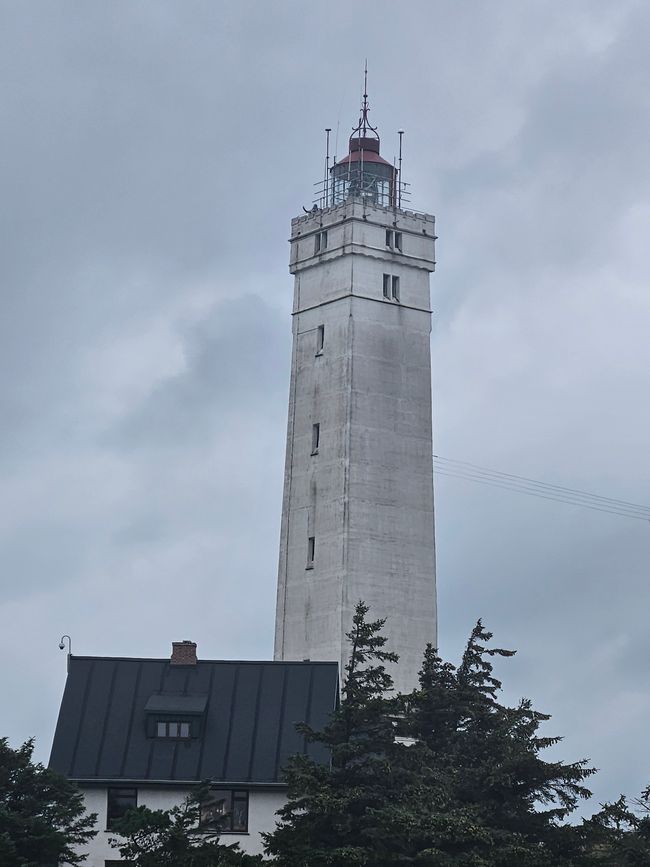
xmin=274 ymin=200 xmax=437 ymax=694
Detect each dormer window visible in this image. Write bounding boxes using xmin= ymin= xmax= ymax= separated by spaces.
xmin=157 ymin=720 xmax=191 ymax=738
xmin=145 ymin=693 xmax=208 ymax=739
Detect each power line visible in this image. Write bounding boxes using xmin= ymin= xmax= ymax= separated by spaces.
xmin=433 ymin=467 xmax=650 ymax=521
xmin=433 ymin=456 xmax=650 ymax=523
xmin=433 ymin=458 xmax=650 ymax=520
xmin=434 ymin=455 xmax=650 ymax=514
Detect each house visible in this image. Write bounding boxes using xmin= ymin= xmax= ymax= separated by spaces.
xmin=49 ymin=640 xmax=338 ymax=865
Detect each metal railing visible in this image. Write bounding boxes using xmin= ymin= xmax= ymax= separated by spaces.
xmin=311 ymin=176 xmax=412 ymax=211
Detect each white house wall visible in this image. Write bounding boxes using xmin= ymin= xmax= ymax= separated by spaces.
xmin=74 ymin=786 xmax=285 ymax=865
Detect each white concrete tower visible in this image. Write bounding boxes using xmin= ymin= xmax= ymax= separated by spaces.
xmin=274 ymin=88 xmax=437 ymax=694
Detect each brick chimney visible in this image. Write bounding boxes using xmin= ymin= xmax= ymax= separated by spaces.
xmin=170 ymin=640 xmax=197 ymax=666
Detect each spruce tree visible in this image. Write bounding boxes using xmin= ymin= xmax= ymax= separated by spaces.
xmin=265 ymin=607 xmax=633 ymax=866
xmin=582 ymin=786 xmax=650 ymax=865
xmin=0 ymin=737 xmax=97 ymax=866
xmin=400 ymin=622 xmax=596 ymax=865
xmin=264 ymin=601 xmax=414 ymax=866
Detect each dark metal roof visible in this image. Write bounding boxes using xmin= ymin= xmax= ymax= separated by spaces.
xmin=144 ymin=694 xmax=208 ymax=715
xmin=49 ymin=656 xmax=338 ymax=786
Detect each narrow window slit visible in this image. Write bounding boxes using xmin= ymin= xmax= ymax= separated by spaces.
xmin=314 ymin=230 xmax=328 ymax=254
xmin=316 ymin=324 xmax=325 ymax=355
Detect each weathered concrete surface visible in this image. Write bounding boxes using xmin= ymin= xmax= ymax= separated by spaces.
xmin=274 ymin=200 xmax=437 ymax=695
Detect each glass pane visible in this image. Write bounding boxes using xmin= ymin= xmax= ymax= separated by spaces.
xmin=107 ymin=788 xmax=137 ymax=829
xmin=232 ymin=794 xmax=248 ymax=832
xmin=201 ymin=790 xmax=232 ymax=830
xmin=180 ymin=722 xmax=190 ymax=738
xmin=157 ymin=721 xmax=166 ymax=737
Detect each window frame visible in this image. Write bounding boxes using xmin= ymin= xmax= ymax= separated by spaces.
xmin=316 ymin=324 xmax=325 ymax=355
xmin=314 ymin=230 xmax=328 ymax=254
xmin=106 ymin=787 xmax=138 ymax=831
xmin=200 ymin=788 xmax=249 ymax=834
xmin=156 ymin=720 xmax=192 ymax=739
xmin=382 ymin=273 xmax=391 ymax=299
xmin=386 ymin=229 xmax=402 ymax=251
xmin=391 ymin=275 xmax=400 ymax=301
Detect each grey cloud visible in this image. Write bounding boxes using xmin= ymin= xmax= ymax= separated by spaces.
xmin=0 ymin=0 xmax=648 ymax=816
xmin=111 ymin=295 xmax=289 ymax=448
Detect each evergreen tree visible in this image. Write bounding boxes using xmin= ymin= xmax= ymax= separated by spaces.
xmin=400 ymin=622 xmax=596 ymax=865
xmin=582 ymin=786 xmax=650 ymax=865
xmin=264 ymin=600 xmax=415 ymax=866
xmin=0 ymin=736 xmax=97 ymax=866
xmin=109 ymin=787 xmax=263 ymax=866
xmin=266 ymin=607 xmax=609 ymax=866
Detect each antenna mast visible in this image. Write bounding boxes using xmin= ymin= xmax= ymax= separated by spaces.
xmin=325 ymin=128 xmax=331 ymax=207
xmin=398 ymin=129 xmax=404 ymax=208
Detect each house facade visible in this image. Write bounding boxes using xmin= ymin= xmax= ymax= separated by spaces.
xmin=49 ymin=641 xmax=338 ymax=864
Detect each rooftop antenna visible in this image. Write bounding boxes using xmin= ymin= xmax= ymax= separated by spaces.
xmin=325 ymin=128 xmax=331 ymax=207
xmin=362 ymin=60 xmax=369 ymax=135
xmin=398 ymin=129 xmax=404 ymax=208
xmin=59 ymin=634 xmax=72 ymax=672
xmin=350 ymin=60 xmax=379 ymax=142
xmin=334 ymin=117 xmax=340 ymax=164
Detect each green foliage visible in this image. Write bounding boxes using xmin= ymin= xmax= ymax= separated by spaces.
xmin=401 ymin=622 xmax=596 ymax=865
xmin=0 ymin=736 xmax=96 ymax=866
xmin=264 ymin=601 xmax=411 ymax=866
xmin=109 ymin=786 xmax=263 ymax=866
xmin=264 ymin=605 xmax=612 ymax=866
xmin=582 ymin=788 xmax=650 ymax=865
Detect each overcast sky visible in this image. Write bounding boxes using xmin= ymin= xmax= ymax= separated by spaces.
xmin=1 ymin=0 xmax=649 ymax=814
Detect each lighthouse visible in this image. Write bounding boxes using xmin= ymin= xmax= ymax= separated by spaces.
xmin=273 ymin=85 xmax=437 ymax=693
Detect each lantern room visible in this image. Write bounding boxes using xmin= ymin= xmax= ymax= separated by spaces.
xmin=330 ymin=132 xmax=397 ymax=207
xmin=328 ymin=78 xmax=398 ymax=209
